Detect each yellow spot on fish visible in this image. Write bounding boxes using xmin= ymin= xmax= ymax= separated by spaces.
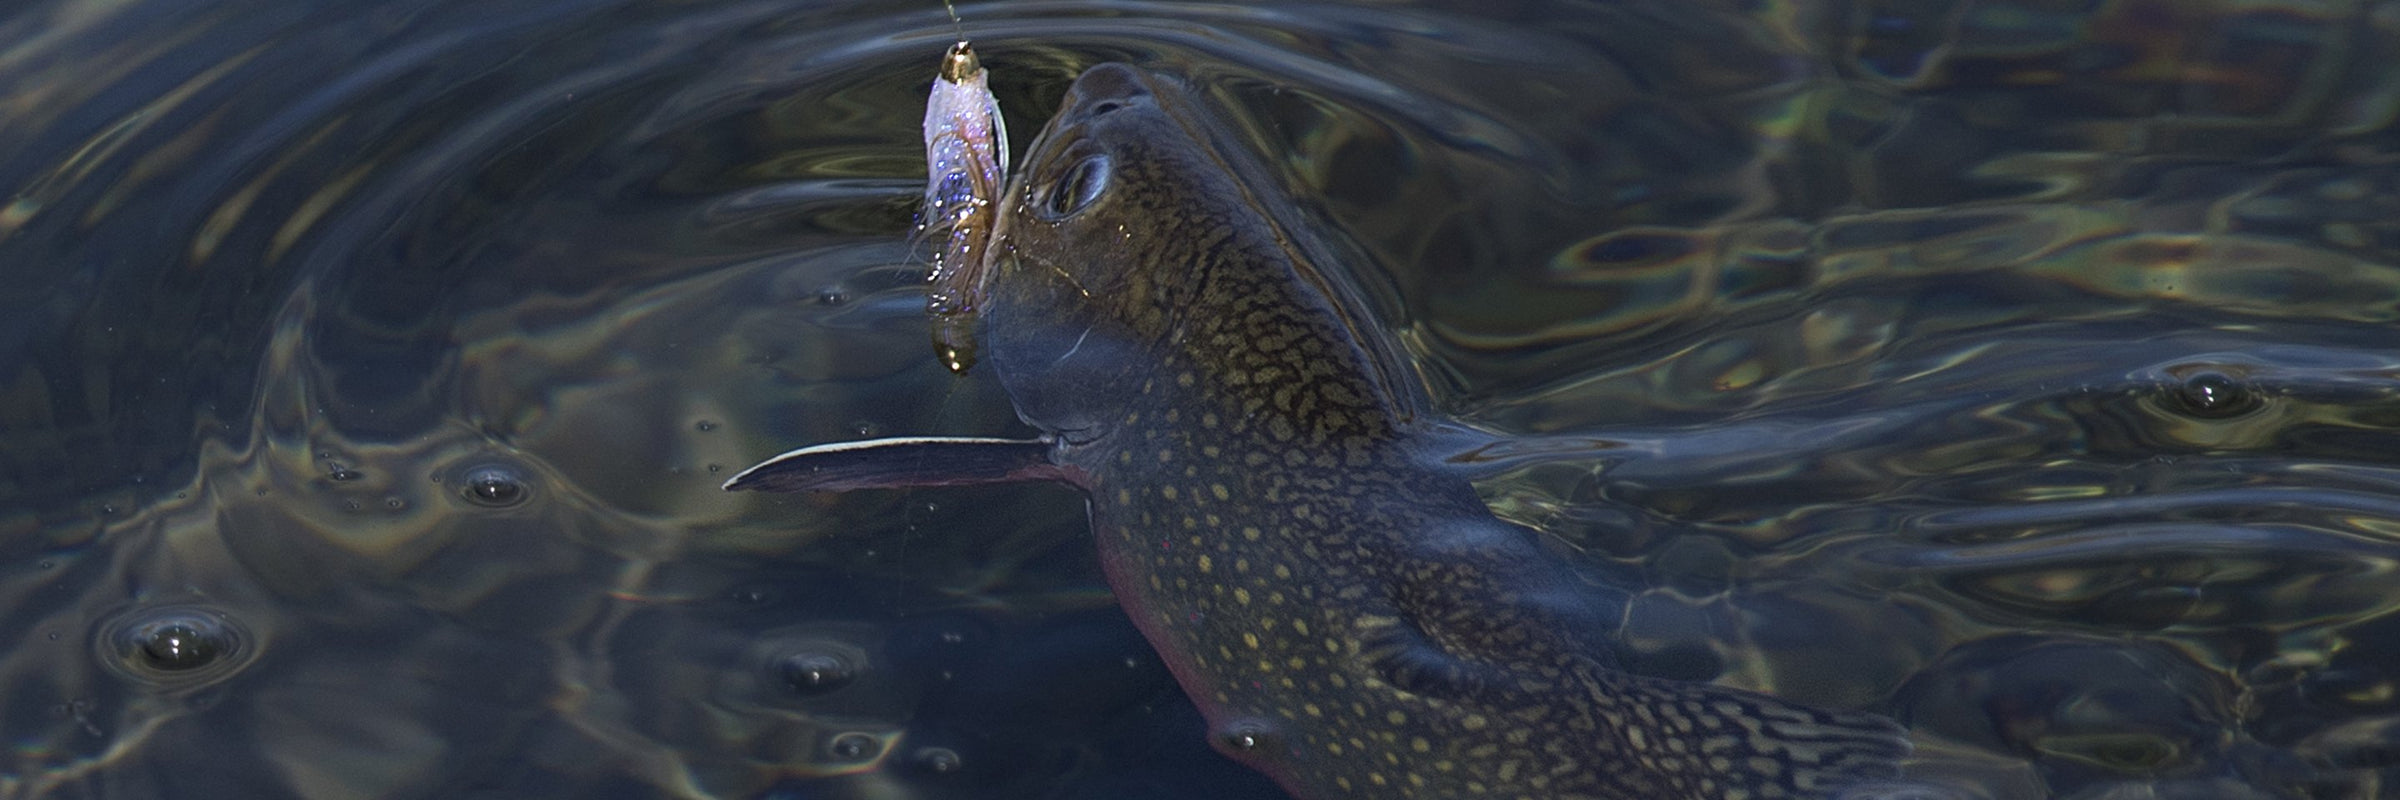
xmin=1386 ymin=711 xmax=1407 ymax=725
xmin=1162 ymin=486 xmax=1178 ymax=500
xmin=1211 ymin=484 xmax=1230 ymax=500
xmin=1242 ymin=526 xmax=1262 ymax=541
xmin=1464 ymin=714 xmax=1489 ymax=731
xmin=1198 ymin=555 xmax=1213 ymax=573
xmin=1268 ymin=417 xmax=1295 ymax=441
xmin=1242 ymin=632 xmax=1259 ymax=649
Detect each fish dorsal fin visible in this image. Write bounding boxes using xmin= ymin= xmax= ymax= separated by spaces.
xmin=723 ymin=436 xmax=1073 ymax=493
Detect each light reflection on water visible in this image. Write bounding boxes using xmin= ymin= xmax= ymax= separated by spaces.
xmin=2 ymin=0 xmax=2398 ymax=797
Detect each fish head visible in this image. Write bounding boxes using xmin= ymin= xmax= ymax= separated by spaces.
xmin=982 ymin=64 xmax=1280 ymax=443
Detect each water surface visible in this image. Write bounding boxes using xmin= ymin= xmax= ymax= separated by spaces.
xmin=3 ymin=0 xmax=2398 ymax=797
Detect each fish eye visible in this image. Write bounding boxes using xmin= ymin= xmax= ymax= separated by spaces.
xmin=1036 ymin=153 xmax=1110 ymax=221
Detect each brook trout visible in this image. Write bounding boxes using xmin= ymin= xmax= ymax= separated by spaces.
xmin=732 ymin=64 xmax=1909 ymax=799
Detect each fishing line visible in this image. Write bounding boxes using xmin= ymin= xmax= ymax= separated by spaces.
xmin=896 ymin=0 xmax=977 ymax=607
xmin=941 ymin=0 xmax=967 ymax=42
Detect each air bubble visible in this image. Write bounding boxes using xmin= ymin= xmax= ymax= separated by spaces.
xmin=138 ymin=624 xmax=221 ymax=670
xmin=457 ymin=464 xmax=531 ymax=508
xmin=912 ymin=747 xmax=962 ymax=774
xmin=826 ymin=732 xmax=880 ymax=761
xmin=2169 ymin=370 xmax=2262 ymax=419
xmin=695 ymin=420 xmax=719 ymax=432
xmin=328 ymin=464 xmax=363 ymax=481
xmin=1217 ymin=719 xmax=1278 ymax=753
xmin=778 ymin=650 xmax=857 ymax=696
xmin=96 ymin=605 xmax=255 ymax=689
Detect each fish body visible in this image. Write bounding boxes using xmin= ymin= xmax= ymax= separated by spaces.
xmin=737 ymin=63 xmax=1909 ymax=799
xmin=919 ymin=41 xmax=1008 ymax=374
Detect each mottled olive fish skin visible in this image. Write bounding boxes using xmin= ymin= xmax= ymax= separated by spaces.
xmin=970 ymin=65 xmax=1909 ymax=799
xmin=734 ymin=62 xmax=1912 ymax=799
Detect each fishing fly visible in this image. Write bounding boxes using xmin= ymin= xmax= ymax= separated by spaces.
xmin=919 ymin=1 xmax=1007 ymax=374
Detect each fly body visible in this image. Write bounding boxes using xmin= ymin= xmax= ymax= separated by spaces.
xmin=920 ymin=40 xmax=1008 ymax=374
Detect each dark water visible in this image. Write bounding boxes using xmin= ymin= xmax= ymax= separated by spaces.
xmin=2 ymin=0 xmax=2397 ymax=797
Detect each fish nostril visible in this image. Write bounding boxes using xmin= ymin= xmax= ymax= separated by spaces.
xmin=1066 ymin=63 xmax=1153 ymax=116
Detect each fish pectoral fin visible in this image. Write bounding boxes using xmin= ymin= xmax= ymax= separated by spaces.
xmin=1356 ymin=613 xmax=1522 ymax=702
xmin=723 ymin=436 xmax=1070 ymax=493
xmin=1363 ymin=520 xmax=1627 ymax=700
